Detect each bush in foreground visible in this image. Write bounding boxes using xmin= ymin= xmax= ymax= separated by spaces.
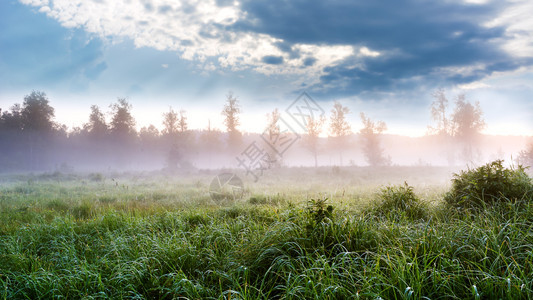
xmin=445 ymin=160 xmax=533 ymax=210
xmin=369 ymin=182 xmax=427 ymax=220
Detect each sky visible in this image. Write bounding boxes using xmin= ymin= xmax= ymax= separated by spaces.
xmin=0 ymin=0 xmax=532 ymax=136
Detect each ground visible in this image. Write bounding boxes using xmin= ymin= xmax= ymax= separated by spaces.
xmin=0 ymin=166 xmax=532 ymax=299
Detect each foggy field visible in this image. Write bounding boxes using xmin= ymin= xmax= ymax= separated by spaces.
xmin=1 ymin=166 xmax=532 ymax=299
xmin=4 ymin=0 xmax=533 ymax=298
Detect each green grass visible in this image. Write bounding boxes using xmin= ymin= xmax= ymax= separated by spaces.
xmin=0 ymin=166 xmax=532 ymax=299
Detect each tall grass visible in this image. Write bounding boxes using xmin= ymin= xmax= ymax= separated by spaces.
xmin=0 ymin=167 xmax=532 ymax=299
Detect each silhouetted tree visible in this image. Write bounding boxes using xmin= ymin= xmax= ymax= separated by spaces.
xmin=450 ymin=94 xmax=485 ymax=163
xmin=328 ymin=101 xmax=351 ymax=165
xmin=0 ymin=104 xmax=24 ymax=131
xmin=428 ymin=89 xmax=451 ymax=136
xmin=21 ymin=91 xmax=55 ymax=132
xmin=109 ymin=98 xmax=136 ymax=137
xmin=359 ymin=112 xmax=390 ymax=166
xmin=85 ymin=105 xmax=108 ymax=137
xmin=18 ymin=91 xmax=57 ymax=170
xmin=451 ymin=94 xmax=485 ymax=140
xmin=108 ymin=98 xmax=137 ymax=167
xmin=304 ymin=115 xmax=325 ymax=168
xmin=162 ymin=107 xmax=179 ymax=136
xmin=162 ymin=108 xmax=190 ymax=167
xmin=0 ymin=104 xmax=25 ymax=170
xmin=222 ymin=92 xmax=242 ymax=150
xmin=427 ymin=89 xmax=455 ymax=165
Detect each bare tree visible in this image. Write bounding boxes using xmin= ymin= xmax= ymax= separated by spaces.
xmin=328 ymin=101 xmax=351 ymax=165
xmin=428 ymin=89 xmax=451 ymax=136
xmin=222 ymin=92 xmax=242 ymax=150
xmin=304 ymin=115 xmax=325 ymax=168
xmin=427 ymin=89 xmax=456 ymax=165
xmin=359 ymin=112 xmax=389 ymax=166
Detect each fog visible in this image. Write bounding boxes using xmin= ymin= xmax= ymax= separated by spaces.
xmin=1 ymin=92 xmax=531 ymax=176
xmin=0 ymin=128 xmax=529 ymax=173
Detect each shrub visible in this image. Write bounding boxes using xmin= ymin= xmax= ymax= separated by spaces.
xmin=444 ymin=160 xmax=533 ymax=210
xmin=372 ymin=182 xmax=427 ymax=220
xmin=306 ymin=197 xmax=334 ymax=225
xmin=89 ymin=173 xmax=105 ymax=182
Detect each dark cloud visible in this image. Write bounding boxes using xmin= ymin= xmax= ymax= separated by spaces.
xmin=303 ymin=57 xmax=317 ymax=67
xmin=233 ymin=0 xmax=525 ymax=95
xmin=262 ymin=55 xmax=284 ymax=65
xmin=274 ymin=41 xmax=300 ymax=59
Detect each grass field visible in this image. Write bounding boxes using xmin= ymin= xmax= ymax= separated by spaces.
xmin=1 ymin=166 xmax=532 ymax=299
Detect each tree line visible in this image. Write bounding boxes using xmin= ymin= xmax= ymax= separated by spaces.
xmin=0 ymin=90 xmax=530 ymax=172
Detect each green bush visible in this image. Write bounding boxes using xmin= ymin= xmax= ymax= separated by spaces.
xmin=444 ymin=160 xmax=533 ymax=210
xmin=372 ymin=182 xmax=427 ymax=220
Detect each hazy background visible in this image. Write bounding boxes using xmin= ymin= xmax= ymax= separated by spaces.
xmin=1 ymin=0 xmax=532 ymax=174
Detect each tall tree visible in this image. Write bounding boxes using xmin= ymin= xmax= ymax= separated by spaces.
xmin=21 ymin=90 xmax=55 ymax=132
xmin=304 ymin=115 xmax=325 ymax=168
xmin=0 ymin=104 xmax=24 ymax=131
xmin=85 ymin=105 xmax=108 ymax=137
xmin=328 ymin=101 xmax=351 ymax=165
xmin=221 ymin=92 xmax=242 ymax=150
xmin=450 ymin=94 xmax=486 ymax=163
xmin=109 ymin=98 xmax=136 ymax=137
xmin=178 ymin=109 xmax=188 ymax=133
xmin=162 ymin=107 xmax=179 ymax=136
xmin=428 ymin=89 xmax=451 ymax=136
xmin=264 ymin=108 xmax=282 ymax=166
xmin=359 ymin=113 xmax=389 ymax=166
xmin=451 ymin=94 xmax=485 ymax=140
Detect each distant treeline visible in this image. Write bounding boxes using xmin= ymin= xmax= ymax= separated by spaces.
xmin=1 ymin=90 xmax=532 ymax=172
xmin=0 ymin=91 xmax=238 ymax=172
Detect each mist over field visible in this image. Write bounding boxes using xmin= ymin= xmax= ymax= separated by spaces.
xmin=0 ymin=90 xmax=531 ymax=176
xmin=2 ymin=0 xmax=533 ymax=298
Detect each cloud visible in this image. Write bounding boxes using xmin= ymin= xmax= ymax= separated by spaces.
xmin=15 ymin=0 xmax=533 ymax=96
xmin=262 ymin=55 xmax=284 ymax=65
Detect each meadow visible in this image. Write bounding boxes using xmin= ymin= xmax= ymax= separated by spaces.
xmin=0 ymin=165 xmax=532 ymax=299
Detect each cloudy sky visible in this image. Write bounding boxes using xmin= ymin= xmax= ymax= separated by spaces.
xmin=1 ymin=0 xmax=532 ymax=136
